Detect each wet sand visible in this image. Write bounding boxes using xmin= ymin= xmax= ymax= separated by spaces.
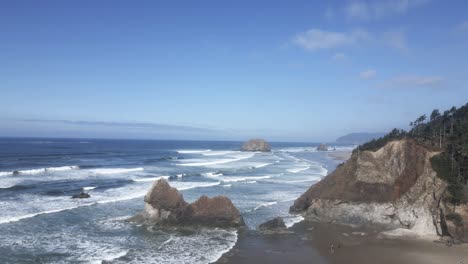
xmin=217 ymin=221 xmax=468 ymax=264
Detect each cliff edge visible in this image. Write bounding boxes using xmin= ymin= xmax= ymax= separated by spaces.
xmin=290 ymin=139 xmax=466 ymax=241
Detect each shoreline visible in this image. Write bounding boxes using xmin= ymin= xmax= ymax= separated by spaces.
xmin=217 ymin=220 xmax=468 ymax=264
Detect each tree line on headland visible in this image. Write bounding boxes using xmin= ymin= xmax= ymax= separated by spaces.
xmin=355 ymin=103 xmax=468 ymax=206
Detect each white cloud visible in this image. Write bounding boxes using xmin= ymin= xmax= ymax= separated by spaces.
xmin=331 ymin=52 xmax=347 ymax=60
xmin=360 ymin=69 xmax=377 ymax=79
xmin=382 ymin=30 xmax=408 ymax=51
xmin=383 ymin=75 xmax=444 ymax=88
xmin=292 ymin=28 xmax=370 ymax=51
xmin=344 ymin=0 xmax=429 ymax=21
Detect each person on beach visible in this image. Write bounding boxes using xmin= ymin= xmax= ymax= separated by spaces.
xmin=329 ymin=243 xmax=335 ymax=254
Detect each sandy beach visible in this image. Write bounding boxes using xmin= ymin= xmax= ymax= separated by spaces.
xmin=217 ymin=221 xmax=468 ymax=264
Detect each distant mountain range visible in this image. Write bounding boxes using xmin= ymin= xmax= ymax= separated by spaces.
xmin=335 ymin=132 xmax=385 ymax=144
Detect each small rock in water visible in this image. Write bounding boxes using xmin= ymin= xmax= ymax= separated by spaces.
xmin=71 ymin=192 xmax=90 ymax=199
xmin=258 ymin=217 xmax=289 ymax=234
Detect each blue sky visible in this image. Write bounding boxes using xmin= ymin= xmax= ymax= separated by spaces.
xmin=1 ymin=0 xmax=467 ymax=142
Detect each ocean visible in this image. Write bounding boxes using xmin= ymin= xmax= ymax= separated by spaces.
xmin=0 ymin=138 xmax=353 ymax=263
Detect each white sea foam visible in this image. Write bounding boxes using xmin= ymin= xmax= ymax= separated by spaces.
xmin=172 ymin=181 xmax=221 ymax=191
xmin=159 ymin=236 xmax=175 ymax=249
xmin=83 ymin=186 xmax=97 ymax=191
xmin=287 ymin=165 xmax=310 ymax=173
xmin=95 ymin=250 xmax=128 ymax=263
xmin=46 ymin=165 xmax=80 ymax=172
xmin=253 ymin=201 xmax=278 ymax=211
xmin=202 ymin=172 xmax=223 ymax=178
xmin=284 ymin=215 xmax=304 ymax=228
xmin=18 ymin=168 xmax=46 ymax=175
xmin=0 ymin=180 xmax=220 ymax=225
xmin=320 ymin=167 xmax=328 ymax=176
xmin=89 ymin=167 xmax=144 ymax=175
xmin=0 ymin=171 xmax=12 ymax=177
xmin=220 ymin=175 xmax=271 ymax=183
xmin=201 ymin=150 xmax=240 ymax=156
xmin=177 ymin=153 xmax=255 ymax=167
xmin=252 ymin=162 xmax=273 ymax=169
xmin=0 ymin=204 xmax=93 ymax=225
xmin=132 ymin=176 xmax=170 ymax=182
xmin=176 ymin=149 xmax=212 ymax=154
xmin=0 ymin=183 xmax=17 ymax=189
xmin=0 ymin=166 xmax=80 ymax=176
xmin=110 ymin=229 xmax=238 ymax=264
xmin=243 ymin=181 xmax=257 ymax=184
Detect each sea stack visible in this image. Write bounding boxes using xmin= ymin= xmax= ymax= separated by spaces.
xmin=131 ymin=179 xmax=245 ymax=228
xmin=291 ymin=139 xmax=467 ymax=242
xmin=241 ymin=139 xmax=271 ymax=152
xmin=316 ymin=143 xmax=329 ymax=151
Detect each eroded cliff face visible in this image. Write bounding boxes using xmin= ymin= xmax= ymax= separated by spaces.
xmin=291 ymin=139 xmax=452 ymax=239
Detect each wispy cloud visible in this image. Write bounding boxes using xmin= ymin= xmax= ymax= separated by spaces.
xmin=292 ymin=28 xmax=407 ymax=52
xmin=455 ymin=20 xmax=468 ymax=32
xmin=382 ymin=75 xmax=444 ymax=88
xmin=292 ymin=28 xmax=370 ymax=51
xmin=382 ymin=30 xmax=408 ymax=51
xmin=331 ymin=52 xmax=347 ymax=61
xmin=344 ymin=0 xmax=430 ymax=21
xmin=360 ymin=69 xmax=377 ymax=79
xmin=18 ymin=119 xmax=216 ymax=133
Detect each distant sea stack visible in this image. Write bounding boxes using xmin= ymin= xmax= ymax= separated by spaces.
xmin=316 ymin=143 xmax=329 ymax=151
xmin=291 ymin=138 xmax=466 ymax=242
xmin=241 ymin=139 xmax=271 ymax=152
xmin=131 ymin=179 xmax=245 ymax=228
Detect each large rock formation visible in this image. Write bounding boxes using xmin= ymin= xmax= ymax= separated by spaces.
xmin=187 ymin=195 xmax=245 ymax=227
xmin=290 ymin=139 xmax=457 ymax=239
xmin=241 ymin=139 xmax=271 ymax=152
xmin=316 ymin=143 xmax=329 ymax=151
xmin=131 ymin=179 xmax=245 ymax=228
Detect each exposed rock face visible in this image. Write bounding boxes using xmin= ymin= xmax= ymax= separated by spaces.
xmin=187 ymin=195 xmax=245 ymax=227
xmin=445 ymin=205 xmax=468 ymax=243
xmin=132 ymin=179 xmax=245 ymax=228
xmin=141 ymin=179 xmax=188 ymax=224
xmin=291 ymin=139 xmax=451 ymax=239
xmin=316 ymin=143 xmax=329 ymax=151
xmin=258 ymin=217 xmax=288 ymax=234
xmin=241 ymin=139 xmax=271 ymax=152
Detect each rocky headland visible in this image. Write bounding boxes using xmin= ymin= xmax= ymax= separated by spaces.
xmin=290 ymin=138 xmax=467 ymax=243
